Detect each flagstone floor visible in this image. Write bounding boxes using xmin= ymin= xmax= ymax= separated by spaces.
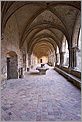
xmin=1 ymin=64 xmax=81 ymax=121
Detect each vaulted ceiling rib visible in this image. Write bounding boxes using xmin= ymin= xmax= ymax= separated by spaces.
xmin=2 ymin=1 xmax=81 ymax=52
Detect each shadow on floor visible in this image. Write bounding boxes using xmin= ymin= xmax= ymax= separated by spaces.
xmin=29 ymin=72 xmax=40 ymax=75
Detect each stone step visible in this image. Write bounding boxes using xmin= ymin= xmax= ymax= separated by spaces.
xmin=54 ymin=67 xmax=81 ymax=89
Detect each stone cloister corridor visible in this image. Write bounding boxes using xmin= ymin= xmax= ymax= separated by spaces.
xmin=1 ymin=1 xmax=81 ymax=121
xmin=1 ymin=64 xmax=81 ymax=121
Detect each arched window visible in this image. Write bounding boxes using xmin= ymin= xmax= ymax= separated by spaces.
xmin=77 ymin=29 xmax=81 ymax=71
xmin=57 ymin=46 xmax=59 ymax=53
xmin=64 ymin=40 xmax=69 ymax=66
xmin=56 ymin=46 xmax=60 ymax=65
xmin=78 ymin=29 xmax=81 ymax=50
xmin=62 ymin=36 xmax=66 ymax=52
xmin=62 ymin=36 xmax=69 ymax=66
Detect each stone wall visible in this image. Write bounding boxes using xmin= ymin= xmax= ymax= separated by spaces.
xmin=1 ymin=14 xmax=23 ymax=81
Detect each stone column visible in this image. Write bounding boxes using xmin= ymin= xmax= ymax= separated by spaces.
xmin=23 ymin=53 xmax=26 ymax=71
xmin=68 ymin=48 xmax=73 ymax=68
xmin=28 ymin=53 xmax=31 ymax=68
xmin=69 ymin=47 xmax=77 ymax=69
xmin=72 ymin=47 xmax=77 ymax=68
xmin=60 ymin=52 xmax=65 ymax=66
xmin=55 ymin=53 xmax=58 ymax=65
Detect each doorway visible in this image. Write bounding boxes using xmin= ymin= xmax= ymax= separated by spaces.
xmin=7 ymin=51 xmax=18 ymax=79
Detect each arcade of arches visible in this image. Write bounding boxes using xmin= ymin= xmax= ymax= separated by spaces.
xmin=1 ymin=1 xmax=81 ymax=121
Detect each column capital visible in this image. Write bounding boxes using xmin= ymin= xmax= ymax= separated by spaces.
xmin=69 ymin=46 xmax=78 ymax=51
xmin=71 ymin=47 xmax=78 ymax=51
xmin=59 ymin=51 xmax=65 ymax=54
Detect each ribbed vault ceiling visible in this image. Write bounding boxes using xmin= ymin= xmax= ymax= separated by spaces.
xmin=33 ymin=41 xmax=54 ymax=58
xmin=2 ymin=1 xmax=81 ymax=54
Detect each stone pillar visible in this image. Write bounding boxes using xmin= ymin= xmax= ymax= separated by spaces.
xmin=60 ymin=52 xmax=65 ymax=66
xmin=69 ymin=47 xmax=77 ymax=69
xmin=23 ymin=53 xmax=26 ymax=71
xmin=28 ymin=53 xmax=31 ymax=68
xmin=72 ymin=47 xmax=77 ymax=68
xmin=55 ymin=53 xmax=58 ymax=65
xmin=19 ymin=68 xmax=23 ymax=78
xmin=69 ymin=48 xmax=72 ymax=68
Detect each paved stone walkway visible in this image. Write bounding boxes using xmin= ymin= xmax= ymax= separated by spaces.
xmin=1 ymin=64 xmax=81 ymax=121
